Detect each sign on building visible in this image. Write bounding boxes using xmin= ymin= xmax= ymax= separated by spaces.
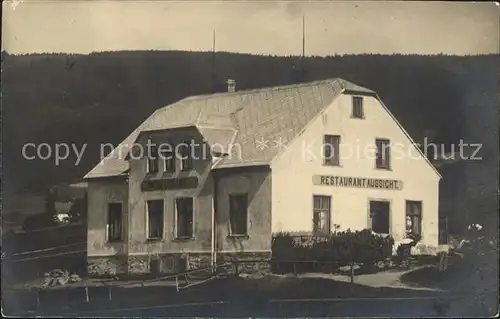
xmin=313 ymin=175 xmax=403 ymax=191
xmin=141 ymin=177 xmax=199 ymax=192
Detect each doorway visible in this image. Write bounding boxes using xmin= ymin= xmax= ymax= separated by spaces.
xmin=369 ymin=200 xmax=390 ymax=234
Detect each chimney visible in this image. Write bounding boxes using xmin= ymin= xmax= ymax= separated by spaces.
xmin=227 ymin=79 xmax=236 ymax=92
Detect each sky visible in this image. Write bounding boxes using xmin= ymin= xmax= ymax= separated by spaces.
xmin=2 ymin=1 xmax=499 ymax=56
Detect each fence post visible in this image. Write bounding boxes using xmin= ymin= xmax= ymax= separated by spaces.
xmin=438 ymin=252 xmax=448 ymax=273
xmin=445 ymin=216 xmax=449 ymax=245
xmin=349 ymin=262 xmax=354 ymax=283
xmin=85 ymin=285 xmax=89 ymax=303
xmin=108 ymin=286 xmax=112 ymax=301
xmin=293 ymin=262 xmax=297 ymax=276
xmin=35 ymin=288 xmax=40 ymax=308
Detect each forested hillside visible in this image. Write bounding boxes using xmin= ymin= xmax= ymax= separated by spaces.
xmin=1 ymin=51 xmax=497 ymax=193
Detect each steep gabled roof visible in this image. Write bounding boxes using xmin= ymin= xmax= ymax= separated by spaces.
xmin=85 ymin=78 xmax=353 ymax=179
xmin=85 ymin=78 xmax=440 ymax=179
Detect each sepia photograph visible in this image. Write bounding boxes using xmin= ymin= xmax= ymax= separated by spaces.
xmin=1 ymin=1 xmax=499 ymax=317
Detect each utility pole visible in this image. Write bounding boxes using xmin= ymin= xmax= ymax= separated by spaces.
xmin=301 ymin=15 xmax=306 ymax=81
xmin=291 ymin=15 xmax=306 ymax=84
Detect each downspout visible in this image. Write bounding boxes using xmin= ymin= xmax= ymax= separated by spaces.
xmin=212 ymin=171 xmax=218 ymax=269
xmin=209 ymin=127 xmax=238 ymax=270
xmin=211 ymin=155 xmax=225 ymax=269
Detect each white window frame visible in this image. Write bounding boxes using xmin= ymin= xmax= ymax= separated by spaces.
xmin=162 ymin=149 xmax=176 ymax=173
xmin=375 ymin=138 xmax=391 ymax=170
xmin=106 ymin=201 xmax=124 ymax=243
xmin=312 ymin=195 xmax=331 ymax=236
xmin=146 ymin=145 xmax=159 ymax=174
xmin=352 ymin=96 xmax=364 ymax=119
xmin=179 ymin=140 xmax=194 ymax=171
xmin=228 ymin=193 xmax=249 ymax=237
xmin=174 ymin=197 xmax=195 ymax=239
xmin=405 ymin=200 xmax=423 ymax=237
xmin=323 ymin=135 xmax=341 ymax=166
xmin=146 ymin=199 xmax=165 ymax=240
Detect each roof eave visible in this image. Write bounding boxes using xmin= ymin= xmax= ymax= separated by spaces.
xmin=342 ymin=89 xmax=377 ymax=97
xmin=83 ymin=172 xmax=129 ymax=181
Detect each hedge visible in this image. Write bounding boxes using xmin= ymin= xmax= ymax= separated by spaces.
xmin=271 ymin=229 xmax=394 ymax=274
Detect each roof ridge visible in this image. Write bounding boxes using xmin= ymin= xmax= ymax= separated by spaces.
xmin=183 ymin=78 xmax=345 ymax=101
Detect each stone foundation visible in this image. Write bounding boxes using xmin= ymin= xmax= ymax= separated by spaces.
xmin=127 ymin=253 xmax=211 ymax=276
xmin=217 ymin=251 xmax=272 ymax=275
xmin=187 ymin=253 xmax=211 ymax=269
xmin=87 ymin=256 xmax=127 ymax=277
xmin=88 ymin=251 xmax=271 ymax=277
xmin=127 ymin=255 xmax=150 ymax=275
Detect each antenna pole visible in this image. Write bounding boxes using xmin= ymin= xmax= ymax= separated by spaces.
xmin=213 ymin=30 xmax=216 ymax=55
xmin=212 ymin=30 xmax=216 ymax=92
xmin=301 ymin=14 xmax=306 ymax=81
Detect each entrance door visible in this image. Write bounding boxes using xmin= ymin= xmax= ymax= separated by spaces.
xmin=369 ymin=200 xmax=390 ymax=234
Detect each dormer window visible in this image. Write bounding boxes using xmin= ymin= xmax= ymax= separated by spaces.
xmin=146 ymin=145 xmax=159 ymax=173
xmin=160 ymin=148 xmax=175 ymax=173
xmin=352 ymin=96 xmax=364 ymax=119
xmin=179 ymin=140 xmax=193 ymax=171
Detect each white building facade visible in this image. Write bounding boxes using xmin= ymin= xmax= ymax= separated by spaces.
xmin=271 ymin=91 xmax=442 ymax=255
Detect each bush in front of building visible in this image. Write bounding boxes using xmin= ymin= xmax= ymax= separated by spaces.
xmin=271 ymin=229 xmax=394 ymax=274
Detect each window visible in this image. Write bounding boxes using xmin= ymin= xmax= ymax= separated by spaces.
xmin=369 ymin=200 xmax=390 ymax=234
xmin=161 ymin=148 xmax=175 ymax=172
xmin=313 ymin=195 xmax=331 ymax=235
xmin=406 ymin=201 xmax=422 ymax=236
xmin=179 ymin=141 xmax=193 ymax=171
xmin=107 ymin=203 xmax=122 ymax=242
xmin=147 ymin=145 xmax=159 ymax=173
xmin=175 ymin=197 xmax=194 ymax=238
xmin=352 ymin=96 xmax=364 ymax=118
xmin=323 ymin=135 xmax=340 ymax=166
xmin=229 ymin=194 xmax=248 ymax=236
xmin=147 ymin=200 xmax=164 ymax=239
xmin=375 ymin=139 xmax=391 ymax=169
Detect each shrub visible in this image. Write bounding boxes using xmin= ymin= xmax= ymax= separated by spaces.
xmin=271 ymin=229 xmax=394 ymax=274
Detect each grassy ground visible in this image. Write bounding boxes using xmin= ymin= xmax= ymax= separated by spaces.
xmin=399 ymin=249 xmax=498 ymax=316
xmin=3 ymin=254 xmax=442 ymax=315
xmin=400 ymin=252 xmax=480 ymax=290
xmin=3 ymin=274 xmax=445 ymax=317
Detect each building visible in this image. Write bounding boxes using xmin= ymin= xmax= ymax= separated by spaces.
xmin=50 ymin=181 xmax=88 ymax=224
xmin=84 ymin=78 xmax=441 ymax=276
